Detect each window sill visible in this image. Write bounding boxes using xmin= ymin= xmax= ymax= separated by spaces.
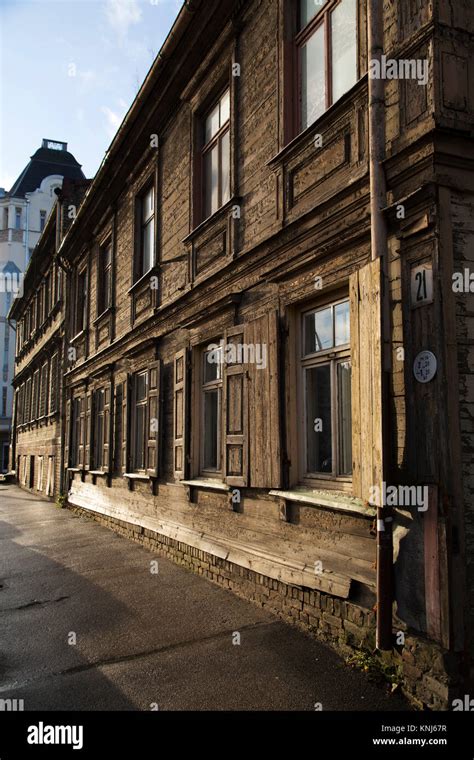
xmin=181 ymin=479 xmax=230 ymax=492
xmin=123 ymin=473 xmax=150 ymax=481
xmin=267 ymin=74 xmax=368 ymax=171
xmin=89 ymin=470 xmax=108 ymax=477
xmin=127 ymin=267 xmax=158 ymax=296
xmin=67 ymin=467 xmax=82 ymax=473
xmin=183 ymin=195 xmax=241 ymax=244
xmin=92 ymin=307 xmax=114 ymax=327
xmin=269 ymin=488 xmax=375 ymax=518
xmin=70 ymin=329 xmax=87 ymax=344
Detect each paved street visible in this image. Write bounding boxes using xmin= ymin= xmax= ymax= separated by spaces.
xmin=0 ymin=484 xmax=407 ymax=711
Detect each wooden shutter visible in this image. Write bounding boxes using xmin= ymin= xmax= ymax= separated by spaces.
xmin=122 ymin=375 xmax=131 ymax=474
xmin=222 ymin=326 xmax=248 ymax=487
xmin=245 ymin=309 xmax=282 ymax=488
xmin=49 ymin=353 xmax=58 ymax=414
xmin=78 ymin=395 xmax=86 ymax=468
xmin=146 ymin=362 xmax=161 ymax=477
xmin=102 ymin=383 xmax=113 ymax=473
xmin=349 ymin=259 xmax=383 ymax=502
xmin=173 ymin=348 xmax=188 ymax=481
xmin=64 ymin=397 xmax=71 ymax=469
xmin=85 ymin=391 xmax=93 ymax=470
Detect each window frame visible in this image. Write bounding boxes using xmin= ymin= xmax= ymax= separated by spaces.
xmin=283 ymin=0 xmax=360 ymax=142
xmin=134 ymin=183 xmax=155 ymax=283
xmin=131 ymin=369 xmax=148 ymax=473
xmin=295 ymin=294 xmax=352 ymax=487
xmin=199 ymin=344 xmax=223 ymax=476
xmin=97 ymin=239 xmax=113 ymax=317
xmin=74 ymin=266 xmax=88 ymax=337
xmin=200 ymin=88 xmax=231 ymax=222
xmin=71 ymin=397 xmax=82 ymax=467
xmin=93 ymin=387 xmax=105 ymax=470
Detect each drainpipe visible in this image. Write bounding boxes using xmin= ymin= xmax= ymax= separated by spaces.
xmin=368 ymin=0 xmax=393 ymax=651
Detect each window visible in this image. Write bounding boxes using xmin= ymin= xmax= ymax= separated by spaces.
xmin=25 ymin=377 xmax=32 ymax=422
xmin=132 ymin=371 xmax=148 ymax=471
xmin=39 ymin=362 xmax=48 ymax=417
xmin=93 ymin=388 xmax=105 ymax=469
xmin=202 ymin=90 xmax=231 ymax=219
xmin=128 ymin=365 xmax=160 ymax=475
xmin=1 ymin=386 xmax=6 ymax=417
xmin=32 ymin=369 xmax=39 ymax=421
xmin=74 ymin=269 xmax=87 ymax=335
xmin=296 ymin=0 xmax=357 ymax=131
xmin=300 ymin=298 xmax=352 ymax=479
xmin=49 ymin=353 xmax=58 ymax=415
xmin=3 ymin=208 xmax=8 ymax=229
xmin=40 ymin=210 xmax=47 ymax=231
xmin=37 ymin=456 xmax=43 ymax=492
xmin=136 ymin=187 xmax=154 ymax=280
xmin=98 ymin=241 xmax=112 ymax=315
xmin=44 ymin=273 xmax=51 ymax=319
xmin=201 ymin=345 xmax=223 ymax=472
xmin=71 ymin=398 xmax=82 ymax=467
xmin=37 ymin=287 xmax=43 ymax=328
xmin=15 ymin=207 xmax=22 ymax=230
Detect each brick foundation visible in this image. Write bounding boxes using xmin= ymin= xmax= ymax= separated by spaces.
xmin=67 ymin=501 xmax=461 ymax=710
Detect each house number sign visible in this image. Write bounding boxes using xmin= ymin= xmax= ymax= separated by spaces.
xmin=413 ymin=350 xmax=437 ymax=383
xmin=411 ymin=262 xmax=433 ymax=307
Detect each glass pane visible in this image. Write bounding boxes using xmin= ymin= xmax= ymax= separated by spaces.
xmin=96 ymin=390 xmax=104 ymax=413
xmin=136 ymin=372 xmax=147 ymax=402
xmin=301 ymin=23 xmax=326 ymax=129
xmin=142 ymin=187 xmax=154 ymax=222
xmin=331 ymin=0 xmax=357 ymax=104
xmin=96 ymin=416 xmax=103 ymax=468
xmin=304 ymin=306 xmax=333 ymax=354
xmin=299 ymin=0 xmax=328 ymax=29
xmin=221 ymin=129 xmax=230 ymax=205
xmin=203 ymin=389 xmax=219 ymax=469
xmin=204 ymin=144 xmax=219 ymax=217
xmin=141 ymin=218 xmax=154 ymax=274
xmin=337 ymin=361 xmax=352 ymax=475
xmin=102 ymin=268 xmax=111 ymax=310
xmin=134 ymin=405 xmax=146 ymax=470
xmin=335 ymin=301 xmax=350 ymax=345
xmin=220 ymin=89 xmax=230 ymax=125
xmin=305 ymin=364 xmax=332 ymax=474
xmin=205 ymin=102 xmax=220 ymax=143
xmin=104 ymin=243 xmax=112 ymax=268
xmin=203 ymin=348 xmax=222 ymax=384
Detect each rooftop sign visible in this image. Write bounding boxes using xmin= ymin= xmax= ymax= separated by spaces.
xmin=42 ymin=139 xmax=67 ymax=151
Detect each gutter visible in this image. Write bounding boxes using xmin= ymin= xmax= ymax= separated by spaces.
xmin=368 ymin=0 xmax=393 ymax=651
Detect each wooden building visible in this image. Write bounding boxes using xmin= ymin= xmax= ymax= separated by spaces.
xmin=9 ymin=179 xmax=90 ymax=497
xmin=11 ymin=0 xmax=474 ymax=707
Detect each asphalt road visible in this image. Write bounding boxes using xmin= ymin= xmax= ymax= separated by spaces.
xmin=0 ymin=484 xmax=408 ymax=711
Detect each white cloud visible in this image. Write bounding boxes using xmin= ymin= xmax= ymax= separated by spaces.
xmin=105 ymin=0 xmax=142 ymax=43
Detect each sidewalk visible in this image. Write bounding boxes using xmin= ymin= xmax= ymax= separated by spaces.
xmin=0 ymin=484 xmax=408 ymax=711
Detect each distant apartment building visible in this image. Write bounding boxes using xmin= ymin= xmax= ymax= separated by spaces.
xmin=0 ymin=139 xmax=84 ymax=471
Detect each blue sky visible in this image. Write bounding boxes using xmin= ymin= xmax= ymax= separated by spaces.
xmin=0 ymin=0 xmax=181 ymax=190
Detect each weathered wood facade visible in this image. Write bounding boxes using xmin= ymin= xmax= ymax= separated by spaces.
xmin=11 ymin=0 xmax=474 ymax=707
